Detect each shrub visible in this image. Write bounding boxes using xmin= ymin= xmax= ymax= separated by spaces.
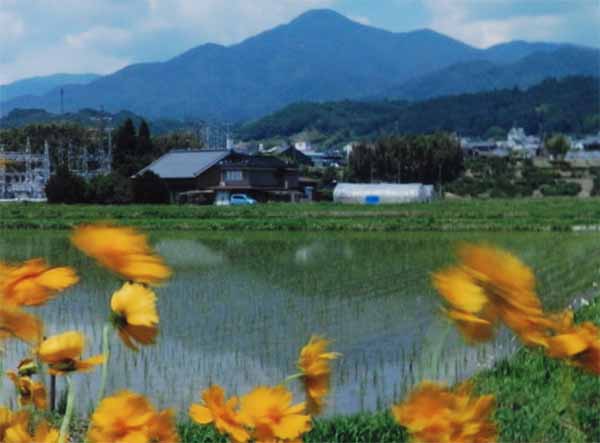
xmin=87 ymin=174 xmax=133 ymax=204
xmin=131 ymin=171 xmax=170 ymax=204
xmin=540 ymin=181 xmax=582 ymax=196
xmin=45 ymin=167 xmax=87 ymax=204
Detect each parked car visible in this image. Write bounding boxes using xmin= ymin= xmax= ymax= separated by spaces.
xmin=229 ymin=194 xmax=257 ymax=205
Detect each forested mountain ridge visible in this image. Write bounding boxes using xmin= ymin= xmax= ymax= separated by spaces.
xmin=238 ymin=76 xmax=600 ymax=143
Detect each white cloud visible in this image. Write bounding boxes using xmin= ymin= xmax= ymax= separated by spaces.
xmin=65 ymin=26 xmax=132 ymax=50
xmin=423 ymin=0 xmax=567 ymax=47
xmin=0 ymin=44 xmax=130 ymax=84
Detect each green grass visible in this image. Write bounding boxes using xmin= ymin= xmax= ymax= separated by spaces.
xmin=177 ymin=297 xmax=600 ymax=443
xmin=3 ymin=198 xmax=600 ymax=232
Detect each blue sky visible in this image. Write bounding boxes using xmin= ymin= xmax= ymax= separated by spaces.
xmin=1 ymin=0 xmax=598 ymax=84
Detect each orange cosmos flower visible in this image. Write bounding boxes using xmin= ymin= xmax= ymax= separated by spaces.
xmin=0 ymin=259 xmax=78 ymax=307
xmin=297 ymin=336 xmax=341 ymax=415
xmin=3 ymin=411 xmax=59 ymax=443
xmin=239 ymin=385 xmax=311 ymax=442
xmin=6 ymin=371 xmax=47 ymax=409
xmin=87 ymin=390 xmax=178 ymax=443
xmin=0 ymin=306 xmax=43 ymax=344
xmin=392 ymin=381 xmax=497 ymax=443
xmin=189 ymin=385 xmax=249 ymax=443
xmin=71 ymin=224 xmax=171 ymax=285
xmin=110 ymin=282 xmax=159 ymax=351
xmin=38 ymin=331 xmax=104 ymax=375
xmin=545 ymin=312 xmax=600 ymax=374
xmin=433 ymin=244 xmax=547 ymax=346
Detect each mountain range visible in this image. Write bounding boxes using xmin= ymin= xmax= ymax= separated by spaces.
xmin=1 ymin=9 xmax=598 ymax=122
xmin=0 ymin=73 xmax=100 ymax=102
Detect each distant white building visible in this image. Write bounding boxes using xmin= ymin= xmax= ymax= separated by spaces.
xmin=294 ymin=141 xmax=312 ymax=152
xmin=498 ymin=127 xmax=541 ymax=155
xmin=333 ymin=183 xmax=435 ymax=205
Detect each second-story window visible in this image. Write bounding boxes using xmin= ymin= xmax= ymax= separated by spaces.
xmin=225 ymin=170 xmax=243 ymax=181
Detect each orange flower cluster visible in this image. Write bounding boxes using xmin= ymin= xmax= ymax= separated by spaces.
xmin=189 ymin=336 xmax=340 ymax=442
xmin=392 ymin=381 xmax=497 ymax=443
xmin=38 ymin=331 xmax=104 ymax=375
xmin=0 ymin=408 xmax=59 ymax=443
xmin=87 ymin=390 xmax=178 ymax=443
xmin=71 ymin=224 xmax=171 ymax=285
xmin=297 ymin=336 xmax=341 ymax=414
xmin=433 ymin=244 xmax=548 ymax=345
xmin=190 ymin=385 xmax=311 ymax=443
xmin=433 ymin=243 xmax=600 ymax=374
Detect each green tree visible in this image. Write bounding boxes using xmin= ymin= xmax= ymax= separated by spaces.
xmin=137 ymin=120 xmax=153 ymax=156
xmin=545 ymin=134 xmax=570 ymax=159
xmin=113 ymin=118 xmax=137 ymax=176
xmin=45 ymin=165 xmax=87 ymax=204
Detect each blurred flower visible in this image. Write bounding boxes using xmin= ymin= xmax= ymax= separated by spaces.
xmin=239 ymin=386 xmax=311 ymax=442
xmin=297 ymin=336 xmax=340 ymax=414
xmin=189 ymin=385 xmax=249 ymax=443
xmin=0 ymin=306 xmax=43 ymax=344
xmin=3 ymin=411 xmax=59 ymax=443
xmin=110 ymin=282 xmax=159 ymax=351
xmin=0 ymin=407 xmax=13 ymax=440
xmin=6 ymin=371 xmax=47 ymax=409
xmin=88 ymin=390 xmax=178 ymax=443
xmin=38 ymin=331 xmax=104 ymax=375
xmin=0 ymin=259 xmax=78 ymax=307
xmin=545 ymin=311 xmax=600 ymax=374
xmin=71 ymin=224 xmax=171 ymax=285
xmin=433 ymin=244 xmax=547 ymax=346
xmin=392 ymin=381 xmax=497 ymax=443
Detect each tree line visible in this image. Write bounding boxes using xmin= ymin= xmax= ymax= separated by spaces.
xmin=347 ymin=133 xmax=463 ymax=185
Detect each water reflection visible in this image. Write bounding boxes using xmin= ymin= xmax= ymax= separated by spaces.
xmin=1 ymin=230 xmax=600 ymax=416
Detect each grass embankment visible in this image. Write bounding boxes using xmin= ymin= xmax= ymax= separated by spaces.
xmin=3 ymin=198 xmax=600 ymax=232
xmin=178 ymin=297 xmax=600 ymax=443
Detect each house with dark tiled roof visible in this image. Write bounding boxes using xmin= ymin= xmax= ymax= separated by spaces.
xmin=137 ymin=149 xmax=300 ymax=203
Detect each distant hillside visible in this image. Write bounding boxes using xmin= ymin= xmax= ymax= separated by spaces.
xmin=238 ymin=76 xmax=600 ymax=143
xmin=385 ymin=47 xmax=600 ymax=100
xmin=0 ymin=73 xmax=100 ymax=102
xmin=0 ymin=108 xmax=188 ymax=135
xmin=1 ymin=9 xmax=593 ymax=122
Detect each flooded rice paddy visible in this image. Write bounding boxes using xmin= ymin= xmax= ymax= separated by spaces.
xmin=2 ymin=230 xmax=600 ymax=416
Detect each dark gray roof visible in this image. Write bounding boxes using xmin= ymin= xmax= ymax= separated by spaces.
xmin=138 ymin=149 xmax=231 ymax=179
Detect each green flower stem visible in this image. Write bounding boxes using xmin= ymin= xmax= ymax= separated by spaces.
xmin=283 ymin=372 xmax=303 ymax=385
xmin=58 ymin=375 xmax=75 ymax=443
xmin=97 ymin=321 xmax=112 ymax=405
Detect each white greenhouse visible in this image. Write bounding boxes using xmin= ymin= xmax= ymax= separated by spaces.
xmin=333 ymin=183 xmax=435 ymax=204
